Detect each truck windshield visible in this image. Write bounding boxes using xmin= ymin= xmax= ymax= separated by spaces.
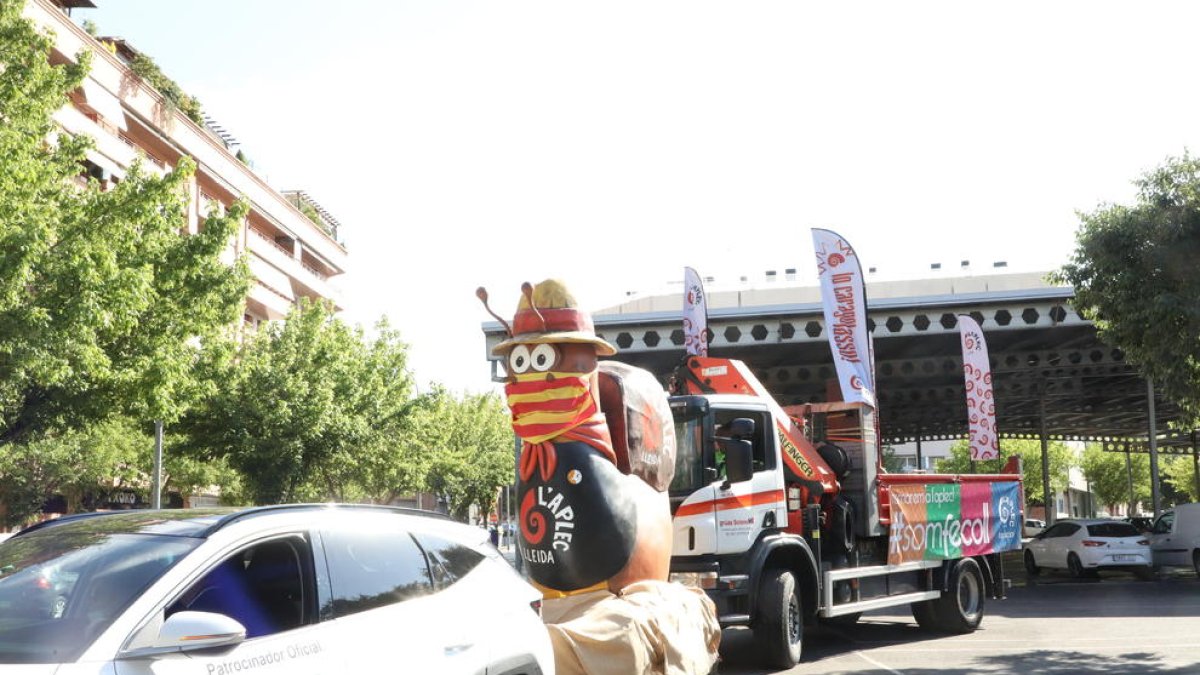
xmin=670 ymin=404 xmax=708 ymax=494
xmin=0 ymin=525 xmax=199 ymax=664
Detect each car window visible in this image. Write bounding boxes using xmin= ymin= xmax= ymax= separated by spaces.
xmin=1087 ymin=522 xmax=1139 ymax=538
xmin=321 ymin=527 xmax=433 ymax=618
xmin=0 ymin=531 xmax=198 ymax=664
xmin=166 ymin=535 xmax=313 ymax=639
xmin=1042 ymin=523 xmax=1079 ymax=538
xmin=413 ymin=533 xmax=485 ymax=589
xmin=1151 ymin=512 xmax=1174 ymax=535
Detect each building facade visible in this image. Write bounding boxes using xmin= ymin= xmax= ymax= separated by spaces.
xmin=28 ymin=0 xmax=348 ymax=327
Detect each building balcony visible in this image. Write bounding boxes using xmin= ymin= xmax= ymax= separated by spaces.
xmin=53 ymin=104 xmax=163 ymax=178
xmin=247 ymin=280 xmax=296 ymax=321
xmin=246 ymin=228 xmax=343 ymax=310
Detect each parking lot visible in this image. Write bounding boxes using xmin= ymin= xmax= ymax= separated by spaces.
xmin=717 ymin=565 xmax=1200 ymax=675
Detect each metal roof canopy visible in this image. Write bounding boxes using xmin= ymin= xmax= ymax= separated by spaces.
xmin=481 ymin=277 xmax=1187 ymax=447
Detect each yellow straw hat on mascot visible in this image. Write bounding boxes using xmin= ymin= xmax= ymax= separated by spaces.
xmin=491 ymin=280 xmax=616 ymax=357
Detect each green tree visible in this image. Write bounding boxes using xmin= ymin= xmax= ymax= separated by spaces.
xmin=937 ymin=438 xmax=1074 ymax=507
xmin=1080 ymin=444 xmax=1152 ymax=514
xmin=0 ymin=4 xmax=251 ymax=445
xmin=1161 ymin=455 xmax=1199 ymax=503
xmin=1056 ymin=153 xmax=1200 ymax=425
xmin=0 ymin=418 xmax=145 ymax=527
xmin=423 ymin=391 xmax=515 ymax=521
xmin=180 ymin=301 xmax=416 ymax=504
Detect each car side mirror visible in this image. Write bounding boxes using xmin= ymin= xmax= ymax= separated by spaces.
xmin=122 ymin=611 xmax=245 ymax=658
xmin=720 ymin=437 xmax=754 ymax=485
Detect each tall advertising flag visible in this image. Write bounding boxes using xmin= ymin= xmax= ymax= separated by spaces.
xmin=959 ymin=315 xmax=999 ymax=461
xmin=811 ymin=229 xmax=875 ymax=408
xmin=683 ymin=267 xmax=708 ymax=356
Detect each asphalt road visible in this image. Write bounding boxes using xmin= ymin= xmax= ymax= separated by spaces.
xmin=717 ymin=570 xmax=1200 ymax=675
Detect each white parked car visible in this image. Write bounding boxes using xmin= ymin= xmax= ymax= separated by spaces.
xmin=1147 ymin=503 xmax=1200 ymax=576
xmin=1023 ymin=519 xmax=1152 ymax=579
xmin=0 ymin=505 xmax=553 ymax=674
xmin=1022 ymin=518 xmax=1046 ymax=538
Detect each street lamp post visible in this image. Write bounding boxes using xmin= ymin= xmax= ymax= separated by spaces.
xmin=152 ymin=420 xmax=163 ymax=509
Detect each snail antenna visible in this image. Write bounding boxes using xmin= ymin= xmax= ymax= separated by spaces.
xmin=521 ymin=281 xmax=547 ymax=331
xmin=476 ymin=287 xmax=512 ymax=336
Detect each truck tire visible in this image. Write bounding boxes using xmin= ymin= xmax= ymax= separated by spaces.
xmin=913 ymin=558 xmax=985 ymax=633
xmin=932 ymin=558 xmax=985 ymax=633
xmin=911 ymin=599 xmax=939 ymax=630
xmin=830 ymin=497 xmax=856 ymax=553
xmin=754 ymin=568 xmax=802 ymax=668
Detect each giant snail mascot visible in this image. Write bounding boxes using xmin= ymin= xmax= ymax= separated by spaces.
xmin=479 ymin=280 xmax=720 ymax=675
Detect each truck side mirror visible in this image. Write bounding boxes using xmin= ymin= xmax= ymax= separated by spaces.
xmin=720 ymin=437 xmax=754 ymax=485
xmin=727 ymin=417 xmax=755 ymax=438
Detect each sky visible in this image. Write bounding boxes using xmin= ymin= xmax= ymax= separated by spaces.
xmin=76 ymin=1 xmax=1200 ymax=394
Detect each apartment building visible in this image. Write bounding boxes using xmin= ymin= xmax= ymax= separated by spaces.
xmin=27 ymin=0 xmax=348 ymax=327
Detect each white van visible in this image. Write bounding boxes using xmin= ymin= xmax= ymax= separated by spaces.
xmin=1147 ymin=503 xmax=1200 ymax=576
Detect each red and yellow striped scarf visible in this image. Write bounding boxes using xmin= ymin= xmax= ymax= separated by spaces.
xmin=506 ymin=370 xmax=616 ymax=479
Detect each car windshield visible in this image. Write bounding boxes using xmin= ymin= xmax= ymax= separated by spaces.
xmin=0 ymin=522 xmax=200 ymax=664
xmin=1086 ymin=522 xmax=1140 ymax=538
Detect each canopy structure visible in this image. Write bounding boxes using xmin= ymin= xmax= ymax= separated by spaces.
xmin=481 ymin=271 xmax=1190 ymax=449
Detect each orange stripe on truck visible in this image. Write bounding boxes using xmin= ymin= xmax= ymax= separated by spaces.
xmin=675 ymin=490 xmax=786 ymax=518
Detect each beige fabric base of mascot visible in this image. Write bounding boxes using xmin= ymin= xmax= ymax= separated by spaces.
xmin=480 ymin=280 xmax=720 ymax=675
xmin=544 ymin=581 xmax=721 ymax=675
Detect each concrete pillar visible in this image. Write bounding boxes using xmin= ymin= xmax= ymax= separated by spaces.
xmin=1040 ymin=383 xmax=1053 ymax=526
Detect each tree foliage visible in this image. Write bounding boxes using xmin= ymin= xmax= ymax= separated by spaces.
xmin=179 ymin=301 xmax=417 ymax=504
xmin=1161 ymin=455 xmax=1199 ymax=503
xmin=127 ymin=52 xmax=204 ymax=124
xmin=1080 ymin=444 xmax=1152 ymax=514
xmin=937 ymin=438 xmax=1074 ymax=506
xmin=1056 ymin=154 xmax=1200 ymax=425
xmin=0 ymin=4 xmax=250 ymax=445
xmin=421 ymin=390 xmax=515 ymax=521
xmin=0 ymin=417 xmax=144 ymax=527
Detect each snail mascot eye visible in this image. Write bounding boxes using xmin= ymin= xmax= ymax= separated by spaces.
xmin=509 ymin=344 xmax=532 ymax=374
xmin=530 ymin=343 xmax=558 ymax=372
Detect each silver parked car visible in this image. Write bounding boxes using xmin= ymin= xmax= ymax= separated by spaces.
xmin=0 ymin=505 xmax=553 ymax=674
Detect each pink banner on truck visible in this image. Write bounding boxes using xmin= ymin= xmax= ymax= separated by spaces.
xmin=887 ymin=482 xmax=1022 ymax=565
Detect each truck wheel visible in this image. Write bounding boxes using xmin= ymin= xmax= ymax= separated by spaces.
xmin=911 ymin=599 xmax=939 ymax=630
xmin=830 ymin=497 xmax=856 ymax=553
xmin=754 ymin=568 xmax=802 ymax=668
xmin=925 ymin=558 xmax=985 ymax=633
xmin=1023 ymin=550 xmax=1040 ymax=576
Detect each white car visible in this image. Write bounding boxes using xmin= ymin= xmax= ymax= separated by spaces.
xmin=0 ymin=505 xmax=553 ymax=674
xmin=1147 ymin=503 xmax=1200 ymax=576
xmin=1022 ymin=518 xmax=1046 ymax=538
xmin=1023 ymin=518 xmax=1152 ymax=579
